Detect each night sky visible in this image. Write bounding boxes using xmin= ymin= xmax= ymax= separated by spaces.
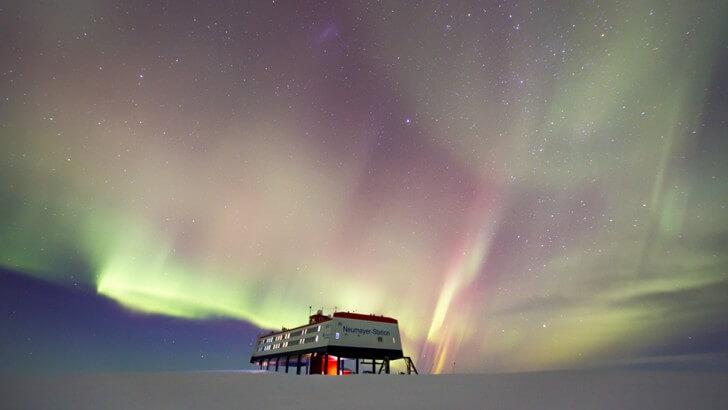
xmin=1 ymin=1 xmax=727 ymax=374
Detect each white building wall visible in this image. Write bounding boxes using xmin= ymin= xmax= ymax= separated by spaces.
xmin=328 ymin=318 xmax=402 ymax=351
xmin=251 ymin=317 xmax=402 ymax=359
xmin=251 ymin=322 xmax=331 ymax=359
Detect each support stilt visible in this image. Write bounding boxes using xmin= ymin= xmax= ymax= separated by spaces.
xmin=254 ymin=355 xmax=418 ymax=376
xmin=403 ymin=356 xmax=418 ymax=374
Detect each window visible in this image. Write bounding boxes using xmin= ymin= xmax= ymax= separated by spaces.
xmin=335 ymin=332 xmax=340 ymax=340
xmin=315 ymin=335 xmax=319 ymax=342
xmin=377 ymin=337 xmax=383 ymax=342
xmin=393 ymin=337 xmax=396 ymax=343
xmin=282 ymin=342 xmax=288 ymax=348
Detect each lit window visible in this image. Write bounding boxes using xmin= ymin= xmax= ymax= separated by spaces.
xmin=315 ymin=335 xmax=319 ymax=342
xmin=393 ymin=337 xmax=396 ymax=343
xmin=335 ymin=332 xmax=340 ymax=340
xmin=317 ymin=325 xmax=321 ymax=332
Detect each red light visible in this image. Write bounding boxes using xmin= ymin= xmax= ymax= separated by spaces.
xmin=326 ymin=355 xmax=338 ymax=375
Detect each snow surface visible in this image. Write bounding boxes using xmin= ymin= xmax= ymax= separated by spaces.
xmin=1 ymin=370 xmax=727 ymax=409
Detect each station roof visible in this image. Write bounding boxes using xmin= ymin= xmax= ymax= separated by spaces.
xmin=333 ymin=312 xmax=398 ymax=324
